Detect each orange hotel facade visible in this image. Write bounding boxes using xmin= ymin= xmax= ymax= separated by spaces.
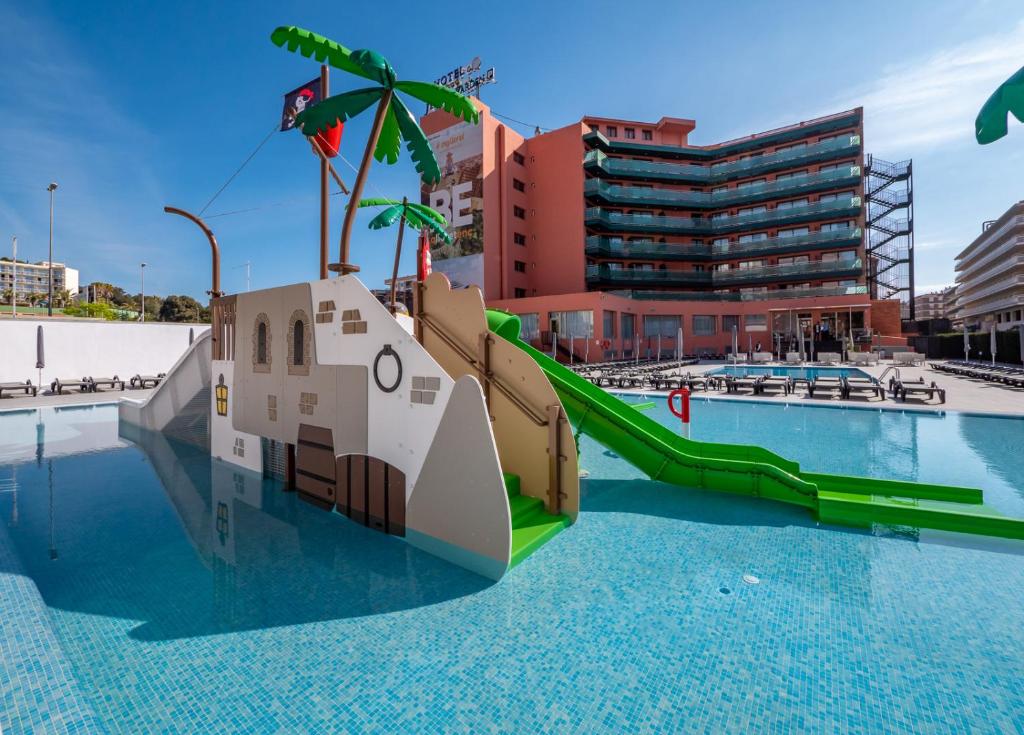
xmin=420 ymin=101 xmax=903 ymax=361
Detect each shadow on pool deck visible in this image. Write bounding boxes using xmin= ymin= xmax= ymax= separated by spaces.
xmin=0 ymin=429 xmax=494 ymax=642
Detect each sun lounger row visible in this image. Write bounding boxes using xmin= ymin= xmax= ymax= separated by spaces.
xmin=931 ymin=361 xmax=1024 ymax=387
xmin=50 ymin=375 xmax=133 ymax=394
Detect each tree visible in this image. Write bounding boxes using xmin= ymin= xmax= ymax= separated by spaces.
xmin=271 ymin=26 xmax=478 ymax=273
xmin=357 ymin=198 xmax=451 ymax=312
xmin=159 ymin=294 xmax=204 ymax=322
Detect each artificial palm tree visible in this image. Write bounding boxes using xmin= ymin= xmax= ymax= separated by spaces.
xmin=357 ymin=197 xmax=451 ymax=313
xmin=270 ymin=26 xmax=478 ymax=274
xmin=976 ymin=64 xmax=1024 ymax=144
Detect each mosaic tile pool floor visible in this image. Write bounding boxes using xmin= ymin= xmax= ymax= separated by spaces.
xmin=2 ymin=404 xmax=1024 ymax=733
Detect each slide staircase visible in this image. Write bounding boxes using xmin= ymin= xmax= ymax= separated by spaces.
xmin=504 ymin=472 xmax=571 ymax=567
xmin=487 ymin=310 xmax=1024 ymax=541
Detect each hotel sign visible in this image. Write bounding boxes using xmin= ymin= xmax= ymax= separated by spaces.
xmin=432 ymin=57 xmax=496 ymax=99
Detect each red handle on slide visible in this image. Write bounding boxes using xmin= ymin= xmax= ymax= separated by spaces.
xmin=668 ymin=388 xmax=690 ymax=423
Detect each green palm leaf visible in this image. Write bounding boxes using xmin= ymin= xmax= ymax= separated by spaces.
xmin=295 ymin=87 xmax=383 ymax=135
xmin=406 ymin=202 xmax=448 ymax=227
xmin=357 ymin=199 xmax=452 ymax=244
xmin=350 ymin=49 xmax=397 ymax=88
xmin=390 ymin=95 xmax=441 ymax=184
xmin=405 ymin=209 xmax=452 ymax=244
xmin=976 ymin=65 xmax=1024 ymax=144
xmin=269 ymin=26 xmax=372 ymax=81
xmin=374 ymin=105 xmax=402 ymax=165
xmin=394 ymin=81 xmax=479 ymax=123
xmin=357 ymin=197 xmax=401 ymax=208
xmin=366 ymin=205 xmax=406 ymax=230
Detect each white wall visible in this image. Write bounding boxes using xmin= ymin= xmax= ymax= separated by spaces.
xmin=0 ymin=318 xmax=209 ymax=384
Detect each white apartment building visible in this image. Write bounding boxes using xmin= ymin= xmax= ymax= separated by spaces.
xmin=955 ymin=201 xmax=1024 ymax=330
xmin=0 ymin=260 xmax=79 ymax=303
xmin=914 ymin=286 xmax=957 ymax=321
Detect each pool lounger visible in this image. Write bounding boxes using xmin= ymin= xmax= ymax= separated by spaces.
xmin=50 ymin=377 xmax=93 ymax=395
xmin=842 ymin=376 xmax=885 ymax=400
xmin=725 ymin=374 xmax=763 ymax=394
xmin=755 ymin=376 xmax=792 ymax=395
xmin=91 ymin=376 xmax=126 ymax=392
xmin=0 ymin=380 xmax=39 ymax=398
xmin=893 ymin=379 xmax=945 ymax=404
xmin=131 ymin=373 xmax=166 ymax=389
xmin=807 ymin=376 xmax=843 ymax=398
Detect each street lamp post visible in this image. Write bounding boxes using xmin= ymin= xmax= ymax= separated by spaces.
xmin=47 ymin=183 xmax=57 ymax=317
xmin=10 ymin=235 xmax=16 ymax=318
xmin=140 ymin=263 xmax=147 ymax=323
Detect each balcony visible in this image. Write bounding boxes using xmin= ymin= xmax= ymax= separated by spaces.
xmin=712 ymin=258 xmax=862 ymax=285
xmin=586 ymin=264 xmax=712 ymax=287
xmin=584 ymin=167 xmax=862 ymax=210
xmin=585 ymin=228 xmax=862 ymax=262
xmin=583 ymin=136 xmax=861 ymax=184
xmin=607 ymin=285 xmax=869 ymax=302
xmin=585 ymin=196 xmax=862 ymax=236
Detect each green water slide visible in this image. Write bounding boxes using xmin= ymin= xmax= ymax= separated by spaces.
xmin=486 ymin=310 xmax=1024 ymax=541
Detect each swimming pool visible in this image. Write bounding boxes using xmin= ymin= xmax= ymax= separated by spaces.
xmin=2 ymin=404 xmax=1024 ymax=733
xmin=709 ymin=365 xmax=872 ymax=380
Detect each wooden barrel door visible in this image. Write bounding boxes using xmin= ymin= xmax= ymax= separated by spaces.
xmin=294 ymin=424 xmax=337 ymax=509
xmin=336 ymin=455 xmax=406 ymax=537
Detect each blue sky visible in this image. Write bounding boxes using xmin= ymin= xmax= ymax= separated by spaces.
xmin=2 ymin=0 xmax=1023 ymax=300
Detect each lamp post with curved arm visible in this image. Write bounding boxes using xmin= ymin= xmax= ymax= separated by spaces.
xmin=163 ymin=206 xmax=223 ymax=298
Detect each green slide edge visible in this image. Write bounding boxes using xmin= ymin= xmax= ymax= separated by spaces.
xmin=487 ymin=310 xmax=1024 ymax=541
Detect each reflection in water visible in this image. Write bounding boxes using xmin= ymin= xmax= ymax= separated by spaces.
xmin=957 ymin=414 xmax=1024 ymax=503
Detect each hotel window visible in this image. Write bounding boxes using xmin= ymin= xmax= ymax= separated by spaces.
xmin=712 ymin=211 xmax=729 ymax=220
xmin=514 ymin=260 xmax=527 ymax=273
xmin=644 ymin=315 xmax=680 ymax=338
xmin=589 ymin=124 xmax=600 ymax=133
xmin=551 ymin=310 xmax=594 ymax=338
xmin=775 ymin=198 xmax=808 ymax=210
xmin=818 ymin=190 xmax=854 ymax=203
xmin=513 ymin=178 xmax=526 ymax=192
xmin=774 ymin=170 xmax=808 ymax=181
xmin=713 ymin=263 xmax=730 ymax=271
xmin=776 ymin=142 xmax=807 ymax=152
xmin=624 ymin=127 xmax=636 ymax=139
xmin=603 ymin=310 xmax=617 ymax=338
xmin=737 ymin=205 xmax=767 ymax=215
xmin=746 ymin=314 xmax=767 ymax=328
xmin=518 ymin=313 xmax=540 ymax=340
xmin=818 ymin=163 xmax=840 ymax=172
xmin=738 ymin=233 xmax=768 ymax=243
xmin=740 ymin=286 xmax=769 ymax=294
xmin=712 ymin=185 xmax=728 ymax=193
xmin=818 ymin=134 xmax=839 ymax=142
xmin=514 ymin=232 xmax=527 ymax=246
xmin=606 ymin=126 xmax=618 ymax=137
xmin=512 ymin=151 xmax=526 ymax=165
xmin=739 ymin=260 xmax=764 ymax=270
xmin=514 ymin=287 xmax=527 ymax=298
xmin=778 ymin=255 xmax=809 ymax=265
xmin=820 ymin=221 xmax=853 ymax=232
xmin=692 ymin=315 xmax=717 ymax=336
xmin=513 ymin=205 xmax=526 ymax=219
xmin=778 ymin=226 xmax=810 ymax=238
xmin=620 ymin=313 xmax=635 ymax=339
xmin=722 ymin=315 xmax=740 ymax=333
xmin=642 ymin=130 xmax=653 ymax=141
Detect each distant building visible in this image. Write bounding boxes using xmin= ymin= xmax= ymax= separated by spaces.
xmin=0 ymin=260 xmax=79 ymax=302
xmin=914 ymin=286 xmax=957 ymax=321
xmin=955 ymin=201 xmax=1024 ymax=331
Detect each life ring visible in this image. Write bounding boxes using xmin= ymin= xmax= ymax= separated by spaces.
xmin=602 ymin=339 xmax=611 ymax=349
xmin=372 ymin=344 xmax=402 ymax=393
xmin=667 ymin=387 xmax=690 ymax=423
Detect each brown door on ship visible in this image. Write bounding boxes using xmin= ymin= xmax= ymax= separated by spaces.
xmin=336 ymin=455 xmax=405 ymax=537
xmin=295 ymin=424 xmax=337 ymax=510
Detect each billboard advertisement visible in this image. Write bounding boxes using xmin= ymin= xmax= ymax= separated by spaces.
xmin=421 ymin=121 xmax=484 ymax=294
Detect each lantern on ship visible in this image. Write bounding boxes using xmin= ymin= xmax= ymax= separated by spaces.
xmin=215 ymin=374 xmax=228 ymax=416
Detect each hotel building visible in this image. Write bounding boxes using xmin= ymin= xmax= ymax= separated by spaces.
xmin=914 ymin=286 xmax=957 ymax=322
xmin=955 ymin=201 xmax=1024 ymax=331
xmin=420 ymin=102 xmax=911 ymax=360
xmin=0 ymin=260 xmax=79 ymax=304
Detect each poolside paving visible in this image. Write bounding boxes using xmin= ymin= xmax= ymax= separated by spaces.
xmin=616 ymin=360 xmax=1024 ymax=417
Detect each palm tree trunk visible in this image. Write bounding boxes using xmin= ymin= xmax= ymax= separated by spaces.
xmin=335 ymin=89 xmax=394 ymax=274
xmin=389 ymin=197 xmax=408 ymax=315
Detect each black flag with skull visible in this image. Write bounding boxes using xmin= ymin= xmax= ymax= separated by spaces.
xmin=280 ymin=78 xmax=322 ymax=131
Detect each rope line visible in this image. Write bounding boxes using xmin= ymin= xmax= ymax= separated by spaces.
xmin=198 ymin=120 xmax=281 ymax=216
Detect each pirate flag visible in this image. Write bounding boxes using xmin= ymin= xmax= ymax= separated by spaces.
xmin=281 ymin=78 xmax=343 ymax=157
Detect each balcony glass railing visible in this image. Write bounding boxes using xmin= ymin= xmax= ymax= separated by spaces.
xmin=584 ymin=167 xmax=861 ymax=209
xmin=584 ymin=228 xmax=862 ymax=262
xmin=607 ymin=285 xmax=869 ymax=302
xmin=584 ymin=136 xmax=861 ymax=183
xmin=586 ymin=264 xmax=712 ymax=285
xmin=588 ymin=259 xmax=862 ymax=288
xmin=585 ymin=196 xmax=861 ymax=235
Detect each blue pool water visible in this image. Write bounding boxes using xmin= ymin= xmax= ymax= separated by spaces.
xmin=2 ymin=404 xmax=1024 ymax=733
xmin=709 ymin=365 xmax=872 ymax=380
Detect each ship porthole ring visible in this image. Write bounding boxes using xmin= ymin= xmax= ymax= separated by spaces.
xmin=373 ymin=344 xmax=402 ymax=393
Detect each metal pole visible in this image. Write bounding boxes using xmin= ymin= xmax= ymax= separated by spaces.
xmin=388 ymin=197 xmax=407 ymax=315
xmin=47 ymin=183 xmax=57 ymax=317
xmin=163 ymin=207 xmax=223 ymax=298
xmin=319 ymin=65 xmax=329 ymax=280
xmin=140 ymin=263 xmax=146 ymax=323
xmin=10 ymin=235 xmax=16 ymax=318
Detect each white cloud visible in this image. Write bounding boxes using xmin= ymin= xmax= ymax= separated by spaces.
xmin=835 ymin=22 xmax=1024 ymax=154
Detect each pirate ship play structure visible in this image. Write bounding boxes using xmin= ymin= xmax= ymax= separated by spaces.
xmin=121 ymin=25 xmax=1024 ymax=583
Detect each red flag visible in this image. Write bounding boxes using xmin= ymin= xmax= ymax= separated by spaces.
xmin=418 ymin=231 xmax=432 ymax=281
